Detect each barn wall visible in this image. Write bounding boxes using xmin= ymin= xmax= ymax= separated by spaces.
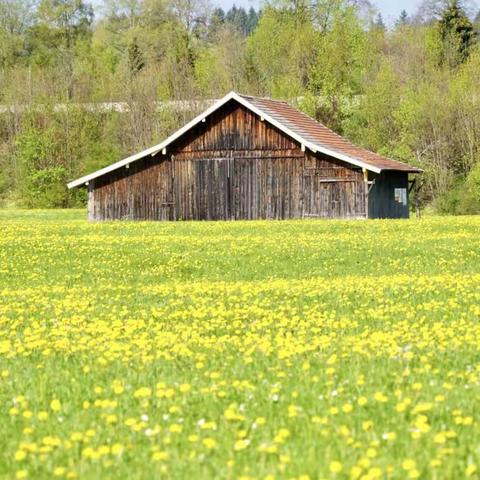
xmin=91 ymin=156 xmax=173 ymax=221
xmin=90 ymin=100 xmax=367 ymax=221
xmin=368 ymin=171 xmax=409 ymax=219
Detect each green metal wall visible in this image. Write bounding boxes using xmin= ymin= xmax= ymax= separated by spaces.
xmin=368 ymin=171 xmax=410 ymax=219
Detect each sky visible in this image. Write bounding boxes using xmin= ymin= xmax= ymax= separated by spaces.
xmin=373 ymin=0 xmax=423 ymax=23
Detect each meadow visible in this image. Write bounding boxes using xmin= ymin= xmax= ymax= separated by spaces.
xmin=0 ymin=210 xmax=479 ymax=480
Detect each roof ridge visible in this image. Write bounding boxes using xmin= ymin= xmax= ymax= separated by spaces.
xmin=237 ymin=92 xmax=289 ymax=105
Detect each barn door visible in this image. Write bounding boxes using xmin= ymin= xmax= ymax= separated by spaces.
xmin=230 ymin=157 xmax=262 ymax=220
xmin=303 ymin=174 xmax=358 ymax=218
xmin=230 ymin=156 xmax=304 ymax=220
xmin=157 ymin=158 xmax=174 ymax=220
xmin=192 ymin=158 xmax=233 ymax=220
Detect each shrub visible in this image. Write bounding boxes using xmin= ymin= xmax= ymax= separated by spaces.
xmin=434 ymin=169 xmax=480 ymax=215
xmin=20 ymin=166 xmax=69 ymax=208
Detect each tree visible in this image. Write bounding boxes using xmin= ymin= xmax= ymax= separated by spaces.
xmin=0 ymin=0 xmax=35 ymax=66
xmin=438 ymin=0 xmax=475 ymax=68
xmin=308 ymin=2 xmax=374 ymax=131
xmin=208 ymin=7 xmax=225 ymax=38
xmin=34 ymin=0 xmax=94 ymax=98
xmin=170 ymin=0 xmax=211 ymax=37
xmin=343 ymin=60 xmax=401 ymax=155
xmin=246 ymin=7 xmax=259 ymax=35
xmin=246 ymin=6 xmax=317 ymax=98
xmin=225 ymin=5 xmax=250 ymax=36
xmin=127 ymin=38 xmax=145 ymax=75
xmin=212 ymin=7 xmax=225 ymax=23
xmin=373 ymin=12 xmax=386 ymax=32
xmin=415 ymin=0 xmax=477 ymax=23
xmin=396 ymin=9 xmax=409 ymax=27
xmin=36 ymin=0 xmax=94 ymax=46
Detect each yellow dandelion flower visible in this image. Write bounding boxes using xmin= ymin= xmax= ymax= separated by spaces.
xmin=202 ymin=438 xmax=217 ymax=450
xmin=152 ymin=451 xmax=169 ymax=461
xmin=234 ymin=439 xmax=250 ymax=451
xmin=133 ymin=387 xmax=151 ymax=398
xmin=329 ymin=461 xmax=342 ymax=473
xmin=402 ymin=459 xmax=416 ymax=471
xmin=14 ymin=450 xmax=27 ymax=461
xmin=466 ymin=464 xmax=477 ymax=477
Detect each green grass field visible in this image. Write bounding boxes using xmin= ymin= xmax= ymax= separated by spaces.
xmin=1 ymin=210 xmax=480 ymax=480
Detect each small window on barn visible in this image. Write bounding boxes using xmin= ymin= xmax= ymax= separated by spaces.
xmin=394 ymin=188 xmax=407 ymax=206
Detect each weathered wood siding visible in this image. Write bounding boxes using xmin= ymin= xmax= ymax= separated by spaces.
xmin=90 ymin=100 xmax=367 ymax=221
xmin=91 ymin=156 xmax=173 ymax=221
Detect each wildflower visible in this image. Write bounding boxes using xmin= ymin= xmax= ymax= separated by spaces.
xmin=357 ymin=396 xmax=368 ymax=406
xmin=152 ymin=451 xmax=169 ymax=461
xmin=133 ymin=387 xmax=151 ymax=399
xmin=373 ymin=392 xmax=388 ymax=403
xmin=202 ymin=438 xmax=217 ymax=450
xmin=402 ymin=459 xmax=416 ymax=471
xmin=466 ymin=464 xmax=477 ymax=477
xmin=329 ymin=461 xmax=343 ymax=473
xmin=14 ymin=450 xmax=27 ymax=461
xmin=37 ymin=411 xmax=48 ymax=421
xmin=111 ymin=444 xmax=123 ymax=455
xmin=234 ymin=439 xmax=250 ymax=451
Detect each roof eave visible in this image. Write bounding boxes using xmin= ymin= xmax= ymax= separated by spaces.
xmin=381 ymin=167 xmax=423 ymax=174
xmin=67 ymin=92 xmax=239 ymax=189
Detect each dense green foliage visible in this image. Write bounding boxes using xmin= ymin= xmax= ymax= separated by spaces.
xmin=0 ymin=0 xmax=479 ymax=212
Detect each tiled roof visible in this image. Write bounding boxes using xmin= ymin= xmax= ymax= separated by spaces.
xmin=240 ymin=94 xmax=421 ymax=173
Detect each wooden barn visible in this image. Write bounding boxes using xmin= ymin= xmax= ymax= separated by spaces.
xmin=68 ymin=92 xmax=421 ymax=221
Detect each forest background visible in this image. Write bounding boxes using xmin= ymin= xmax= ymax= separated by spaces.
xmin=1 ymin=0 xmax=480 ymax=213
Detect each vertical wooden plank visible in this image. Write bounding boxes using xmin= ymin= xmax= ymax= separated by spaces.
xmin=88 ymin=181 xmax=95 ymax=221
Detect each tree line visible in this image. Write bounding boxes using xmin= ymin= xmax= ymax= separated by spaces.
xmin=0 ymin=0 xmax=479 ymax=213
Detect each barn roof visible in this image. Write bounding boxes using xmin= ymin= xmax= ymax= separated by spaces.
xmin=68 ymin=91 xmax=421 ymax=188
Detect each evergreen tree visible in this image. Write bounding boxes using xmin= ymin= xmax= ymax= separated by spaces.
xmin=396 ymin=9 xmax=409 ymax=27
xmin=438 ymin=0 xmax=475 ymax=68
xmin=208 ymin=7 xmax=225 ymax=38
xmin=225 ymin=5 xmax=237 ymax=24
xmin=246 ymin=7 xmax=259 ymax=35
xmin=212 ymin=7 xmax=225 ymax=24
xmin=127 ymin=39 xmax=145 ymax=75
xmin=235 ymin=7 xmax=248 ymax=35
xmin=373 ymin=13 xmax=386 ymax=32
xmin=225 ymin=5 xmax=250 ymax=36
